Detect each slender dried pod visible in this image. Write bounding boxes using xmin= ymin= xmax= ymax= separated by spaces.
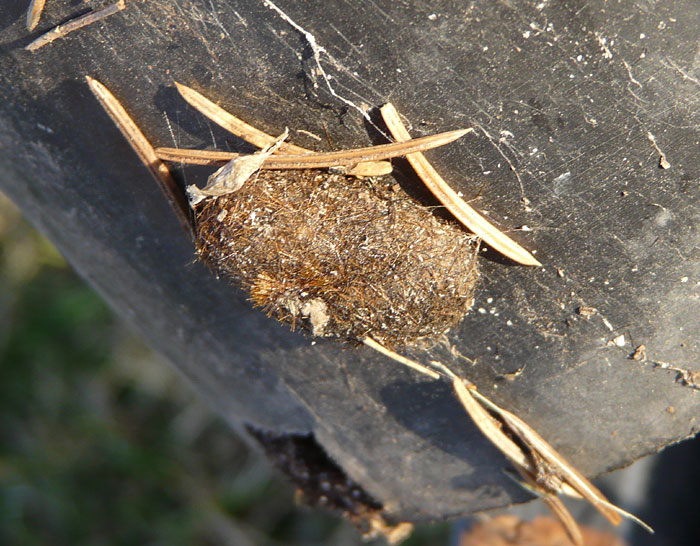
xmin=380 ymin=103 xmax=541 ymax=267
xmin=174 ymin=82 xmax=309 ymax=154
xmin=155 ymin=128 xmax=470 ymax=168
xmin=26 ymin=0 xmax=47 ymax=31
xmin=367 ymin=343 xmax=651 ymax=541
xmin=85 ymin=76 xmax=193 ymax=237
xmin=469 ymin=387 xmax=623 ymax=526
xmin=156 ymin=147 xmax=393 ymax=175
xmin=173 ymin=83 xmax=393 ymax=175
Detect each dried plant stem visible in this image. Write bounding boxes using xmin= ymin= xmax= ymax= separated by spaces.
xmin=26 ymin=0 xmax=126 ymax=52
xmin=362 ymin=338 xmax=440 ymax=380
xmin=26 ymin=0 xmax=47 ymax=31
xmin=175 ymin=82 xmax=309 ymax=154
xmin=85 ymin=76 xmax=193 ymax=237
xmin=156 ymin=129 xmax=470 ymax=169
xmin=362 ymin=339 xmax=651 ymax=544
xmin=380 ymin=103 xmax=541 ymax=267
xmin=174 ymin=83 xmax=393 ymax=175
xmin=469 ymin=387 xmax=622 ymax=525
xmin=515 ymin=467 xmax=585 ymax=546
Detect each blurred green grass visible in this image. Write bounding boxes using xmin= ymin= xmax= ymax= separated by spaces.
xmin=0 ymin=192 xmax=449 ymax=546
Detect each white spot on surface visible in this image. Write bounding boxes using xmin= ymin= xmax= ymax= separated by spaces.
xmin=553 ymin=171 xmax=572 ymax=184
xmin=613 ymin=334 xmax=626 ymax=347
xmin=654 ymin=208 xmax=672 ymax=227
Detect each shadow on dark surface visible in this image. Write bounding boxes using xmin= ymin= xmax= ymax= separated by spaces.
xmin=379 ymin=379 xmax=527 ymax=501
xmin=152 ymin=83 xmax=260 ymax=155
xmin=630 ymin=434 xmax=700 ymax=546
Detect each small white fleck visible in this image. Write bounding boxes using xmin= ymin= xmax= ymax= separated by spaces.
xmin=396 ymin=68 xmax=402 ymax=73
xmin=681 ymin=276 xmax=689 ymax=283
xmin=428 ymin=13 xmax=437 ymax=20
xmin=487 ymin=297 xmax=494 ymax=304
xmin=478 ymin=308 xmax=487 ymax=314
xmin=553 ymin=171 xmax=571 ymax=184
xmin=613 ymin=334 xmax=626 ymax=347
xmin=523 ymin=30 xmax=531 ymax=39
xmin=639 ymin=33 xmax=646 ymax=39
xmin=520 ymin=225 xmax=532 ymax=232
xmin=482 ymin=46 xmax=488 ymax=52
xmin=457 ymin=191 xmax=464 ymax=197
xmin=576 ymin=54 xmax=583 ymax=61
xmin=506 ymin=320 xmax=514 ymax=326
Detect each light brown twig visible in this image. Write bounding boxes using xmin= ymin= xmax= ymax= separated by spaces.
xmin=175 ymin=82 xmax=309 ymax=154
xmin=380 ymin=103 xmax=541 ymax=267
xmin=363 ymin=339 xmax=652 ymax=544
xmin=26 ymin=0 xmax=47 ymax=31
xmin=85 ymin=76 xmax=193 ymax=237
xmin=156 ymin=129 xmax=471 ymax=169
xmin=26 ymin=0 xmax=126 ymax=52
xmin=173 ymin=83 xmax=393 ymax=176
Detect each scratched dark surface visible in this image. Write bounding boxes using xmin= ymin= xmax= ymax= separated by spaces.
xmin=1 ymin=0 xmax=699 ymax=520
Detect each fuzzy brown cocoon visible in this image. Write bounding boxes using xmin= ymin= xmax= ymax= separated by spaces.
xmin=194 ymin=169 xmax=479 ymax=347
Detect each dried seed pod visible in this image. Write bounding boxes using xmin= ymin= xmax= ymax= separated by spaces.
xmin=194 ymin=169 xmax=479 ymax=347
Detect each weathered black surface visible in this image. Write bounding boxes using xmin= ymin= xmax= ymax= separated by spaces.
xmin=1 ymin=0 xmax=699 ymax=521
